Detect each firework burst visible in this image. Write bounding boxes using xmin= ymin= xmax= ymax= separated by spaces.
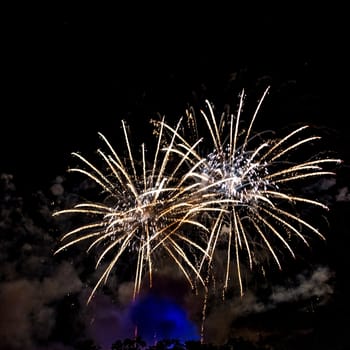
xmin=53 ymin=87 xmax=341 ymax=343
xmin=167 ymin=87 xmax=342 ymax=299
xmin=53 ymin=118 xmax=210 ymax=303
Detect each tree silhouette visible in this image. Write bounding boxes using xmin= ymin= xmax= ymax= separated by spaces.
xmin=148 ymin=338 xmax=186 ymax=350
xmin=109 ymin=336 xmax=269 ymax=349
xmin=111 ymin=336 xmax=147 ymax=350
xmin=75 ymin=338 xmax=102 ymax=350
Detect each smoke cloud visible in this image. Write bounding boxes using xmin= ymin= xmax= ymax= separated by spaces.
xmin=0 ymin=164 xmax=341 ymax=349
xmin=203 ymin=265 xmax=335 ymax=344
xmin=0 ymin=262 xmax=83 ymax=350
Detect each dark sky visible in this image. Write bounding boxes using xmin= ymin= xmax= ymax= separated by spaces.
xmin=1 ymin=4 xmax=349 ymax=350
xmin=2 ymin=4 xmax=348 ymax=193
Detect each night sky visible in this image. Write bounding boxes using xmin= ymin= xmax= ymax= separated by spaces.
xmin=1 ymin=4 xmax=349 ymax=350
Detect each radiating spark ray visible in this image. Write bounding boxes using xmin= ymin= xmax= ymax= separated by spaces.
xmin=90 ymin=230 xmax=131 ymax=262
xmin=164 ymin=246 xmax=196 ymax=290
xmin=134 ymin=247 xmax=143 ymax=299
xmin=237 ymin=214 xmax=253 ymax=269
xmin=55 ymin=222 xmax=105 ymax=241
xmin=121 ymin=120 xmax=138 ymax=180
xmin=108 ymin=157 xmax=138 ymax=197
xmin=223 ymin=219 xmax=233 ymax=295
xmin=258 ymin=125 xmax=310 ymax=162
xmin=96 ymin=150 xmax=126 ymax=191
xmin=269 ymin=136 xmax=321 ymax=162
xmin=263 ymin=165 xmax=323 ymax=181
xmin=243 ymin=86 xmax=270 ymax=149
xmin=261 ymin=190 xmax=330 ymax=210
xmin=98 ymin=132 xmax=124 ymax=166
xmin=141 ymin=143 xmax=147 ymax=191
xmin=54 ymin=231 xmax=104 ymax=255
xmin=151 ymin=116 xmax=165 ymax=184
xmin=229 ymin=113 xmax=234 ymax=159
xmin=260 ymin=206 xmax=310 ymax=246
xmin=250 ymin=219 xmax=282 ymax=270
xmin=163 ymin=138 xmax=204 ymax=180
xmin=68 ymin=167 xmax=114 ymax=195
xmin=202 ymin=100 xmax=221 ymax=152
xmin=198 ymin=211 xmax=224 ymax=274
xmin=255 ymin=213 xmax=296 ymax=258
xmin=273 ymin=171 xmax=336 ymax=184
xmin=156 ymin=117 xmax=183 ymax=188
xmin=232 ymin=89 xmax=245 ymax=158
xmin=160 ymin=121 xmax=203 ymax=163
xmin=53 ymin=208 xmax=107 ymax=217
xmin=275 ymin=207 xmax=326 ymax=240
xmin=234 ymin=224 xmax=243 ymax=297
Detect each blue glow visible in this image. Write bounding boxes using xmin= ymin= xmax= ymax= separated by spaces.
xmin=130 ymin=294 xmax=200 ymax=345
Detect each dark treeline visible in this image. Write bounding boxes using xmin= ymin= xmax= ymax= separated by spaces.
xmin=75 ymin=335 xmax=266 ymax=350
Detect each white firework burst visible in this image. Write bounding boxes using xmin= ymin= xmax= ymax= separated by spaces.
xmin=53 ymin=118 xmax=209 ymax=303
xmin=161 ymin=87 xmax=342 ymax=298
xmin=53 ymin=87 xmax=341 ymax=317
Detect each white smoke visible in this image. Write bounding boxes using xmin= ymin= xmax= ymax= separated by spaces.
xmin=336 ymin=186 xmax=350 ymax=202
xmin=203 ymin=265 xmax=335 ymax=345
xmin=270 ymin=266 xmax=334 ymax=304
xmin=0 ymin=262 xmax=83 ymax=350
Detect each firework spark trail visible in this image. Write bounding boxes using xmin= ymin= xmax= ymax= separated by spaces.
xmin=151 ymin=88 xmax=341 ymax=342
xmin=53 ymin=87 xmax=341 ymax=343
xmin=172 ymin=87 xmax=342 ymax=303
xmin=53 ymin=118 xmax=211 ymax=304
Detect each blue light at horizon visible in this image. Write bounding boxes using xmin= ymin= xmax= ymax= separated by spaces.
xmin=129 ymin=294 xmax=200 ymax=345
